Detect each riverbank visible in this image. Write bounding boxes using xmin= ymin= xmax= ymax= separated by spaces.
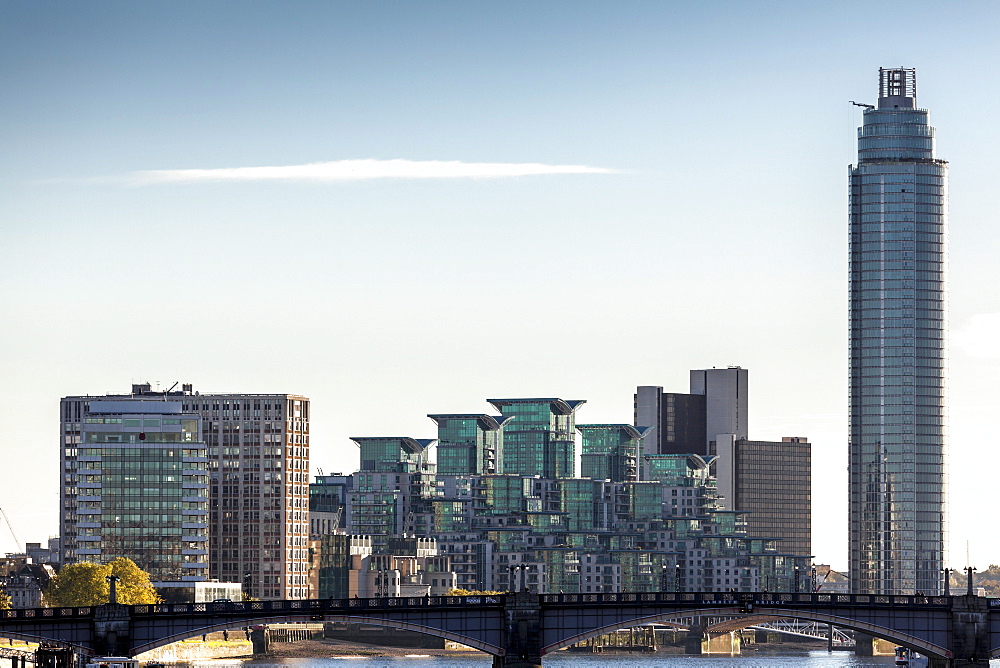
xmin=240 ymin=638 xmax=487 ymax=660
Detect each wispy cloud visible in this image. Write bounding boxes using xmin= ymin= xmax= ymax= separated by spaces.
xmin=130 ymin=159 xmax=619 ymax=184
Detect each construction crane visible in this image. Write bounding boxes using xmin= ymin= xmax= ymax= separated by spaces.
xmin=1 ymin=508 xmax=23 ymax=552
xmin=850 ymin=100 xmax=875 ymax=110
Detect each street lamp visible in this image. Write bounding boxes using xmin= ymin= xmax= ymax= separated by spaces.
xmin=794 ymin=566 xmax=802 ymax=593
xmin=509 ymin=564 xmax=527 ymax=592
xmin=105 ymin=575 xmax=121 ymax=605
xmin=675 ymin=563 xmax=682 ymax=593
xmin=243 ymin=572 xmax=252 ymax=600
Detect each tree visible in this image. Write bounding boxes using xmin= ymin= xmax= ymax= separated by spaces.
xmin=445 ymin=588 xmax=504 ymax=596
xmin=45 ymin=558 xmax=161 ymax=607
xmin=0 ymin=590 xmax=10 ymax=610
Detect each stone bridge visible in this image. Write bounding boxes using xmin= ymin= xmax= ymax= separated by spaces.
xmin=0 ymin=591 xmax=997 ymax=667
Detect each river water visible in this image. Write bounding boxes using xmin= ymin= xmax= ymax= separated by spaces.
xmin=179 ymin=650 xmax=998 ymax=667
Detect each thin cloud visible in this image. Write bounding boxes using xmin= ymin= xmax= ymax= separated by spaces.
xmin=130 ymin=159 xmax=619 ymax=184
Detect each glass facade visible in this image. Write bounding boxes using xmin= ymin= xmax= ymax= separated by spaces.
xmin=428 ymin=414 xmax=511 ymax=475
xmin=67 ymin=401 xmax=208 ymax=585
xmin=578 ymin=424 xmax=648 ymax=482
xmin=849 ymin=67 xmax=947 ymax=595
xmin=488 ymin=398 xmax=585 ymax=478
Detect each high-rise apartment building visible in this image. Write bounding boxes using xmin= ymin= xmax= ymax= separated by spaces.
xmin=62 ymin=384 xmax=311 ymax=600
xmin=348 ymin=437 xmax=438 ymax=543
xmin=849 ymin=67 xmax=948 ymax=594
xmin=487 ymin=399 xmax=585 ymax=478
xmin=578 ymin=424 xmax=649 ymax=482
xmin=59 ymin=395 xmax=209 ymax=601
xmin=428 ymin=414 xmax=512 ymax=476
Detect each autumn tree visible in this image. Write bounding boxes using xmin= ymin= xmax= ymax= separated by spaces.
xmin=45 ymin=558 xmax=161 ymax=607
xmin=0 ymin=590 xmax=10 ymax=610
xmin=445 ymin=588 xmax=504 ymax=596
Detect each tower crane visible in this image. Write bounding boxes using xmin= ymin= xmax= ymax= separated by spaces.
xmin=1 ymin=508 xmax=23 ymax=552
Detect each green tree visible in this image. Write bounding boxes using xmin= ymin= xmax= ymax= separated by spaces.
xmin=0 ymin=590 xmax=11 ymax=610
xmin=45 ymin=558 xmax=161 ymax=607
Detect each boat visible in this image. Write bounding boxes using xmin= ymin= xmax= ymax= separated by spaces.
xmin=84 ymin=658 xmax=139 ymax=668
xmin=895 ymin=646 xmax=910 ymax=665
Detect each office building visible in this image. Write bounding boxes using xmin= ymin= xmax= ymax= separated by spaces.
xmin=634 ymin=388 xmax=705 ymax=458
xmin=690 ymin=367 xmax=748 ymax=455
xmin=635 ymin=367 xmax=746 ymax=459
xmin=715 ymin=436 xmax=812 ymax=557
xmin=487 ymin=398 xmax=585 ymax=478
xmin=849 ymin=67 xmax=948 ymax=594
xmin=63 ymin=383 xmax=311 ymax=600
xmin=59 ymin=395 xmax=209 ymax=600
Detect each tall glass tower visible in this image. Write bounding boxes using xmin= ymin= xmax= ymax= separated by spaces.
xmin=849 ymin=67 xmax=947 ymax=595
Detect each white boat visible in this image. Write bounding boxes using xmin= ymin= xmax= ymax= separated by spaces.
xmin=85 ymin=657 xmax=139 ymax=668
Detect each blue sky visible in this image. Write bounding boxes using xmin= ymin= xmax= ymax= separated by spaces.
xmin=3 ymin=1 xmax=1000 ymax=570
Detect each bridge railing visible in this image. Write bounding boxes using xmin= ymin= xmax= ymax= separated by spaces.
xmin=540 ymin=592 xmax=952 ymax=608
xmin=0 ymin=607 xmax=94 ymax=620
xmin=129 ymin=594 xmax=507 ymax=617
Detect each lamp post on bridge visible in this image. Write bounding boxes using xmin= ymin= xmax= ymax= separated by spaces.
xmin=794 ymin=566 xmax=801 ymax=593
xmin=105 ymin=575 xmax=120 ymax=605
xmin=943 ymin=568 xmax=951 ymax=596
xmin=966 ymin=566 xmax=976 ymax=597
xmin=675 ymin=563 xmax=682 ymax=592
xmin=509 ymin=564 xmax=527 ymax=593
xmin=243 ymin=572 xmax=253 ymax=600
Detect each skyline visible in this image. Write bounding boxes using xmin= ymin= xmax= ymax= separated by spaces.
xmin=3 ymin=2 xmax=1000 ymax=571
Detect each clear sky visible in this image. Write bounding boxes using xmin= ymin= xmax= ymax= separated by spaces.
xmin=3 ymin=1 xmax=999 ymax=571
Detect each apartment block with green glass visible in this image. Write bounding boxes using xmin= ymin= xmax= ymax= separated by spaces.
xmin=578 ymin=424 xmax=649 ymax=482
xmin=428 ymin=414 xmax=513 ymax=476
xmin=557 ymin=478 xmax=604 ymax=531
xmin=488 ymin=398 xmax=585 ymax=478
xmin=348 ymin=437 xmax=439 ymax=543
xmin=62 ymin=399 xmax=209 ymax=599
xmin=352 ymin=437 xmax=435 ymax=473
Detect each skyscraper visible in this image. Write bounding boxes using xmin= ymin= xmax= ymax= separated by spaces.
xmin=849 ymin=67 xmax=948 ymax=595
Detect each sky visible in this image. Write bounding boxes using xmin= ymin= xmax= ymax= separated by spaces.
xmin=2 ymin=0 xmax=1000 ymax=571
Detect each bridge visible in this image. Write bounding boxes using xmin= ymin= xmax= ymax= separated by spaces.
xmin=0 ymin=591 xmax=997 ymax=667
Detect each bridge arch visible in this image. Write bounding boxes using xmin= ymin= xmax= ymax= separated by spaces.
xmin=130 ymin=613 xmax=504 ymax=658
xmin=0 ymin=631 xmax=91 ymax=656
xmin=540 ymin=605 xmax=952 ymax=661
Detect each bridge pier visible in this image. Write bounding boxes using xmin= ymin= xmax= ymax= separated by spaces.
xmin=948 ymin=595 xmax=990 ymax=666
xmin=93 ymin=603 xmax=131 ymax=657
xmin=501 ymin=591 xmax=542 ymax=667
xmin=249 ymin=626 xmax=270 ymax=654
xmin=683 ymin=622 xmax=706 ymax=654
xmin=853 ymin=631 xmax=874 ymax=656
